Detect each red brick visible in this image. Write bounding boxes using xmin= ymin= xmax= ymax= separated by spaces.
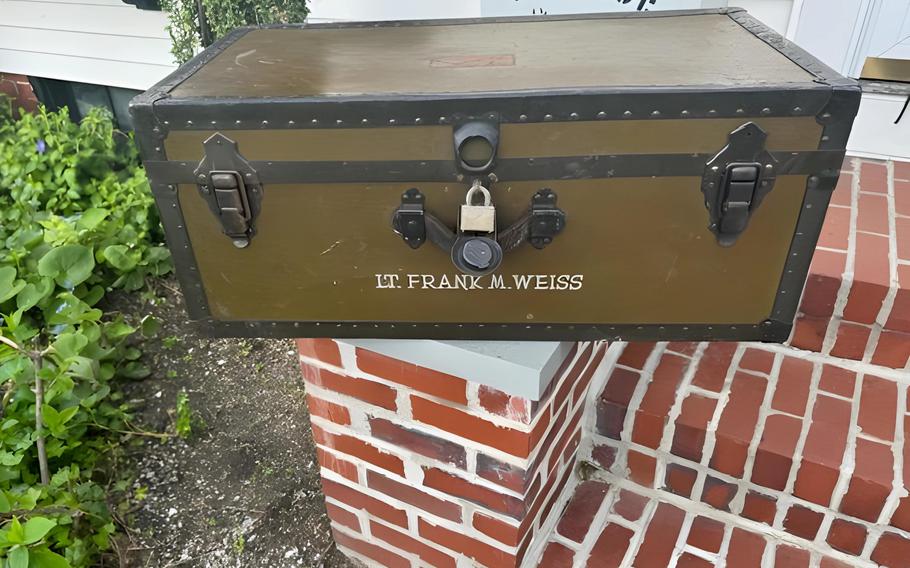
xmin=664 ymin=463 xmax=697 ymax=498
xmin=301 ymin=364 xmax=397 ymax=411
xmin=783 ymin=505 xmax=823 ymax=540
xmin=553 ymin=344 xmax=601 ymax=416
xmin=889 ymin=266 xmax=910 ymax=332
xmin=634 ymin=353 xmax=689 ymax=448
xmin=892 ymin=497 xmax=910 ymax=532
xmin=826 ymin=518 xmax=867 ymax=555
xmin=772 ymin=357 xmax=813 ymax=416
xmin=419 ymin=518 xmax=517 ymax=568
xmin=586 ymin=524 xmax=633 ymax=568
xmin=561 ymin=429 xmax=582 ymax=466
xmin=367 ymin=470 xmax=462 ymax=522
xmin=676 ymin=553 xmax=713 ymax=568
xmin=739 ymin=348 xmax=774 ymax=374
xmin=370 ymin=417 xmax=467 ymax=468
xmin=898 ymin=179 xmax=910 ymax=220
xmin=556 ymin=481 xmax=610 ymax=542
xmin=840 ymin=438 xmax=894 ymax=522
xmin=667 ymin=342 xmax=698 ymax=356
xmin=872 ymin=331 xmax=910 ymax=369
xmin=333 ymin=528 xmax=409 ymax=568
xmin=790 ymin=315 xmax=829 ymax=352
xmin=479 ymin=385 xmax=532 ymax=424
xmin=818 ymin=205 xmax=851 ymax=250
xmin=596 ymin=367 xmax=642 ymax=439
xmin=592 ymin=444 xmax=617 ymax=470
xmin=321 ymin=429 xmax=405 ymax=476
xmin=356 ymin=348 xmax=467 ymax=404
xmin=632 ymin=502 xmax=685 ymax=567
xmin=830 ymin=322 xmax=873 ymax=361
xmin=539 ymin=541 xmax=574 ymax=568
xmin=793 ymin=395 xmax=852 ymax=506
xmin=845 ymin=281 xmax=890 ymax=326
xmin=316 ymin=447 xmax=359 ymax=483
xmin=671 ymin=394 xmax=716 ymax=462
xmin=618 ymin=342 xmax=656 ymax=369
xmin=775 ymin=544 xmax=810 ymax=567
xmin=321 ymin=478 xmax=407 ymax=528
xmin=819 ymin=364 xmax=856 ymax=398
xmin=711 ymin=372 xmax=767 ymax=477
xmin=872 ymin=532 xmax=910 ymax=568
xmin=859 ymin=160 xmax=888 ymax=193
xmin=899 ymin=217 xmax=910 ymax=261
xmin=423 ymin=467 xmax=526 ymax=519
xmin=370 ymin=520 xmax=457 ymax=568
xmin=830 ymin=172 xmax=853 ymax=206
xmin=519 ymin=453 xmax=577 ymax=540
xmin=820 ymin=558 xmax=853 ymax=568
xmin=571 ymin=344 xmax=608 ymax=405
xmin=549 ymin=403 xmax=585 ymax=472
xmin=701 ymin=476 xmax=736 ymax=511
xmin=475 ymin=453 xmax=533 ymax=495
xmin=473 ymin=512 xmax=520 ymax=547
xmin=411 ymin=396 xmax=537 ymax=458
xmin=741 ymin=491 xmax=777 ymax=524
xmin=859 ymin=375 xmax=898 ymax=440
xmin=854 ymin=231 xmax=892 ymax=288
xmin=297 ymin=338 xmax=342 ymax=367
xmin=752 ymin=414 xmax=802 ymax=491
xmin=895 ymin=161 xmax=910 ymax=182
xmin=687 ymin=516 xmax=724 ymax=553
xmin=627 ymin=450 xmax=656 ymax=487
xmin=612 ymin=489 xmax=648 ymax=522
xmin=692 ymin=342 xmax=736 ymax=392
xmin=325 ymin=502 xmax=361 ymax=533
xmin=857 ymin=191 xmax=890 ymax=234
xmin=803 ymin=250 xmax=846 ymax=317
xmin=726 ymin=528 xmax=765 ymax=568
xmin=306 ymin=394 xmax=351 ymax=425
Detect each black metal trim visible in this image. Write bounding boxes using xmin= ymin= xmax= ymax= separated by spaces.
xmin=144 ymin=150 xmax=842 ymax=184
xmin=185 ymin=319 xmax=793 ymax=343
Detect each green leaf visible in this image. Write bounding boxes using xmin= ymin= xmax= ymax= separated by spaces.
xmin=16 ymin=279 xmax=54 ymax=311
xmin=29 ymin=549 xmax=70 ymax=568
xmin=37 ymin=245 xmax=94 ymax=290
xmin=102 ymin=245 xmax=138 ymax=272
xmin=52 ymin=333 xmax=88 ymax=360
xmin=22 ymin=517 xmax=56 ymax=545
xmin=75 ymin=207 xmax=108 ymax=230
xmin=8 ymin=545 xmax=28 ymax=568
xmin=0 ymin=267 xmax=26 ymax=303
xmin=6 ymin=518 xmax=24 ymax=545
xmin=140 ymin=315 xmax=161 ymax=338
xmin=0 ymin=491 xmax=10 ymax=514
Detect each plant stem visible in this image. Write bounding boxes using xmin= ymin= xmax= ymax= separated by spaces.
xmin=31 ymin=351 xmax=50 ymax=486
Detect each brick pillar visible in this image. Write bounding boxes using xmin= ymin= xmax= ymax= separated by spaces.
xmin=298 ymin=339 xmax=608 ymax=568
xmin=0 ymin=73 xmax=38 ymax=117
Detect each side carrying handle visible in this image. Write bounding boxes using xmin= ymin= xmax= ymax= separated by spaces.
xmin=702 ymin=122 xmax=778 ymax=247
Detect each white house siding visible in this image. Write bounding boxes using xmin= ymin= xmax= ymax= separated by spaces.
xmin=0 ymin=0 xmax=177 ymax=90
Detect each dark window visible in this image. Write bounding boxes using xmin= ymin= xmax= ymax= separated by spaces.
xmin=29 ymin=78 xmax=142 ymax=130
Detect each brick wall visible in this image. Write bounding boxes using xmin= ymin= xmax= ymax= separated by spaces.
xmin=0 ymin=73 xmax=38 ymax=117
xmin=297 ymin=339 xmax=609 ymax=568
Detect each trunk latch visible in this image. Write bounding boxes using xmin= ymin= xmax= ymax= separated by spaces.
xmin=702 ymin=122 xmax=778 ymax=247
xmin=194 ymin=133 xmax=262 ymax=248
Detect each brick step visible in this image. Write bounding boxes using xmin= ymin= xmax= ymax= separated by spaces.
xmin=537 ymin=341 xmax=910 ymax=568
xmin=791 ymin=158 xmax=910 ymax=370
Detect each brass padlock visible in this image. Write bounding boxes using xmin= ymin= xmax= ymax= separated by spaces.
xmin=459 ymin=181 xmax=496 ymax=233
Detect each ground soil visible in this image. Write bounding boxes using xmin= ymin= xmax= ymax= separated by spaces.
xmin=112 ymin=278 xmax=355 ymax=568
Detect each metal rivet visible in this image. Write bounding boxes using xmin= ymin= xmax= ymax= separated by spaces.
xmin=438 ymin=116 xmax=447 ymax=124
xmin=414 ymin=117 xmax=423 ymax=124
xmin=336 ymin=119 xmax=343 ymax=126
xmin=793 ymin=107 xmax=802 ymax=113
xmin=163 ymin=121 xmax=170 ymax=126
xmin=651 ymin=110 xmax=661 ymax=117
xmin=519 ymin=114 xmax=528 ymax=122
xmin=736 ymin=108 xmax=745 ymax=115
xmin=311 ymin=119 xmax=319 ymax=125
xmin=569 ymin=112 xmax=579 ymax=120
xmin=821 ymin=135 xmax=830 ymax=141
xmin=235 ymin=120 xmax=242 ymax=125
xmin=186 ymin=120 xmax=193 ymax=126
xmin=261 ymin=120 xmax=269 ymax=125
xmin=389 ymin=119 xmax=397 ymax=125
xmin=596 ymin=111 xmax=607 ymax=119
xmin=765 ymin=164 xmax=774 ymax=171
xmin=822 ymin=112 xmax=832 ymax=120
xmin=152 ymin=127 xmax=160 ymax=133
xmin=154 ymin=147 xmax=161 ymax=152
xmin=543 ymin=114 xmax=553 ymax=121
xmin=288 ymin=120 xmax=295 ymax=125
xmin=361 ymin=118 xmax=369 ymax=125
xmin=761 ymin=107 xmax=771 ymax=115
xmin=623 ymin=111 xmax=632 ymax=117
xmin=211 ymin=121 xmax=217 ymax=125
xmin=680 ymin=110 xmax=690 ymax=117
xmin=707 ymin=110 xmax=717 ymax=117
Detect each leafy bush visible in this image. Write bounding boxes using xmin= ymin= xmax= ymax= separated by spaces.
xmin=160 ymin=0 xmax=309 ymax=63
xmin=0 ymin=107 xmax=171 ymax=566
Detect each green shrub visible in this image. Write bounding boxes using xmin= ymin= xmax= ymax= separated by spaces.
xmin=0 ymin=107 xmax=171 ymax=566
